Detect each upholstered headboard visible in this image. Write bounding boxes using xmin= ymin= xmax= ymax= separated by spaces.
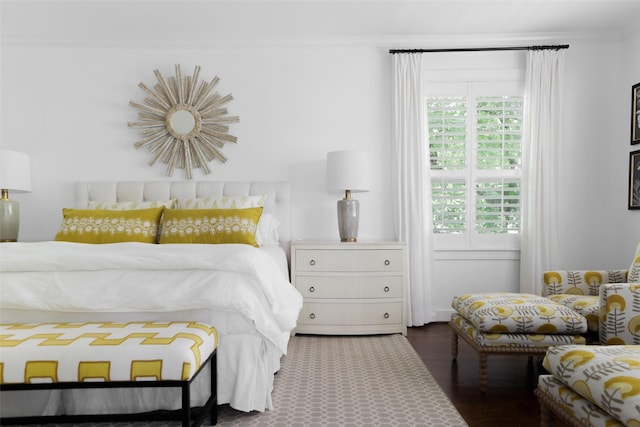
xmin=74 ymin=181 xmax=292 ymax=253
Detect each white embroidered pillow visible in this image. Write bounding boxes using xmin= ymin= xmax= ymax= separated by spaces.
xmin=176 ymin=195 xmax=266 ymax=209
xmin=86 ymin=200 xmax=175 ymax=210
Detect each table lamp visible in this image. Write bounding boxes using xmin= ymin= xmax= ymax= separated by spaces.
xmin=0 ymin=150 xmax=32 ymax=242
xmin=326 ymin=150 xmax=370 ymax=242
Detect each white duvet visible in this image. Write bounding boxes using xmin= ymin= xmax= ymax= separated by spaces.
xmin=1 ymin=241 xmax=301 ymax=353
xmin=0 ymin=241 xmax=303 ymax=415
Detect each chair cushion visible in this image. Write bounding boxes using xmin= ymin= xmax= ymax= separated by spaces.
xmin=451 ymin=313 xmax=586 ymax=347
xmin=547 ymin=294 xmax=599 ymax=332
xmin=452 ymin=292 xmax=587 ymax=335
xmin=543 ymin=345 xmax=640 ymax=427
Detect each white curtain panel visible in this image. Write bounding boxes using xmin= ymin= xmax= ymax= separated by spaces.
xmin=391 ymin=53 xmax=434 ymax=325
xmin=520 ymin=49 xmax=566 ymax=294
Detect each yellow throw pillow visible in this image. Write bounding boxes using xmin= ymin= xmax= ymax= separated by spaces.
xmin=159 ymin=207 xmax=263 ymax=246
xmin=54 ymin=208 xmax=163 ymax=244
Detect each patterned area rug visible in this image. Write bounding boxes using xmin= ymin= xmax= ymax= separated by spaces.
xmin=26 ymin=335 xmax=468 ymax=426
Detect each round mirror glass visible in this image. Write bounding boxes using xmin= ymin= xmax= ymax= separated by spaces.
xmin=169 ymin=109 xmax=196 ymax=135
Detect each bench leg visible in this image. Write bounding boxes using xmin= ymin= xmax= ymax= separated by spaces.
xmin=182 ymin=383 xmax=191 ymax=427
xmin=539 ymin=401 xmax=551 ymax=427
xmin=210 ymin=353 xmax=217 ymax=425
xmin=451 ymin=327 xmax=459 ymax=361
xmin=479 ymin=352 xmax=488 ymax=393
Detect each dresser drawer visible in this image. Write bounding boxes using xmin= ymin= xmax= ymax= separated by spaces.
xmin=295 ymin=249 xmax=403 ymax=272
xmin=298 ymin=302 xmax=403 ymax=326
xmin=295 ymin=275 xmax=402 ymax=299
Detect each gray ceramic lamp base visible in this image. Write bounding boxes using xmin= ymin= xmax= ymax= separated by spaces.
xmin=337 ymin=199 xmax=359 ymax=242
xmin=0 ymin=199 xmax=20 ymax=242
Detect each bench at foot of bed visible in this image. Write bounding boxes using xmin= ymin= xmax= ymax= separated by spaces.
xmin=0 ymin=321 xmax=218 ymax=427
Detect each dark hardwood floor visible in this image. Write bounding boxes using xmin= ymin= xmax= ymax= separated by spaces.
xmin=406 ymin=322 xmax=566 ymax=427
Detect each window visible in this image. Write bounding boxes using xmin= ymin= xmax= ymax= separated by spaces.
xmin=427 ymin=81 xmax=523 ymax=249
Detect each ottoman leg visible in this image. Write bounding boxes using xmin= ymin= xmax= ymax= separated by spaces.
xmin=539 ymin=400 xmax=551 ymax=427
xmin=451 ymin=328 xmax=459 ymax=361
xmin=479 ymin=352 xmax=488 ymax=393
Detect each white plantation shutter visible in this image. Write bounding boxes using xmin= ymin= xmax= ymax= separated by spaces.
xmin=475 ymin=95 xmax=522 ymax=236
xmin=428 ymin=97 xmax=467 ymax=171
xmin=476 ymin=96 xmax=522 ymax=171
xmin=432 ymin=178 xmax=466 ymax=233
xmin=428 ymin=97 xmax=468 ymax=235
xmin=475 ymin=179 xmax=521 ymax=234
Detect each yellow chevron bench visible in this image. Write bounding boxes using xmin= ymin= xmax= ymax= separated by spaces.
xmin=0 ymin=321 xmax=219 ymax=426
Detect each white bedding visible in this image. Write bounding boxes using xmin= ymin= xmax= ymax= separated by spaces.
xmin=0 ymin=241 xmax=303 ymax=415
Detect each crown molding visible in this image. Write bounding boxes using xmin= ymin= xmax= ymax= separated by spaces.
xmin=0 ymin=30 xmax=625 ymax=50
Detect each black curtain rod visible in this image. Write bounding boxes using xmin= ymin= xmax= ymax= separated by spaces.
xmin=389 ymin=44 xmax=569 ymax=54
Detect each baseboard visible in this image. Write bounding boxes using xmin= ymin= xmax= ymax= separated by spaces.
xmin=435 ymin=309 xmax=454 ymax=322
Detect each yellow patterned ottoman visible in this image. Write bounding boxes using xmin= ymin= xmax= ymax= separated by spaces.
xmin=536 ymin=345 xmax=640 ymax=427
xmin=450 ymin=292 xmax=588 ymax=392
xmin=0 ymin=321 xmax=219 ymax=426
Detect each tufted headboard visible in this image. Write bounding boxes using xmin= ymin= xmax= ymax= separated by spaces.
xmin=74 ymin=181 xmax=292 ymax=254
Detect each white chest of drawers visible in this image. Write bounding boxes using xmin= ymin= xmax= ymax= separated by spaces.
xmin=291 ymin=241 xmax=407 ymax=336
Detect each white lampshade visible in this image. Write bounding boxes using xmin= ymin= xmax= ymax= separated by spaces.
xmin=1 ymin=150 xmax=32 ymax=193
xmin=326 ymin=150 xmax=370 ymax=193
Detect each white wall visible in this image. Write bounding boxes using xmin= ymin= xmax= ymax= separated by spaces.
xmin=618 ymin=30 xmax=640 ymax=260
xmin=2 ymin=44 xmax=395 ymax=244
xmin=561 ymin=39 xmax=630 ymax=268
xmin=2 ymin=19 xmax=639 ymax=323
xmin=559 ymin=31 xmax=640 ymax=268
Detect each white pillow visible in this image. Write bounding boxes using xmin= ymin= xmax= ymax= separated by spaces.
xmin=255 ymin=213 xmax=280 ymax=246
xmin=86 ymin=200 xmax=176 ymax=210
xmin=176 ymin=195 xmax=266 ymax=209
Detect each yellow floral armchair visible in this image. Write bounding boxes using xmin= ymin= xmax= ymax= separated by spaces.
xmin=536 ymin=243 xmax=640 ymax=426
xmin=541 ymin=241 xmax=640 ymax=345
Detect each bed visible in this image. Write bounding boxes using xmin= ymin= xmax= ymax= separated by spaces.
xmin=0 ymin=181 xmax=303 ymax=417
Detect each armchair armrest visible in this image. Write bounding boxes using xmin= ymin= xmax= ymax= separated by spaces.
xmin=599 ymin=283 xmax=640 ymax=345
xmin=542 ymin=270 xmax=628 ymax=297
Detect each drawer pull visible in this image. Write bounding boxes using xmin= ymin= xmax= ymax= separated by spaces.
xmin=309 ymin=313 xmax=316 ymax=319
xmin=309 ymin=286 xmax=315 ymax=293
xmin=384 ymin=312 xmax=390 ymax=319
xmin=384 ymin=259 xmax=390 ymax=266
xmin=384 ymin=286 xmax=390 ymax=292
xmin=309 ymin=260 xmax=316 ymax=266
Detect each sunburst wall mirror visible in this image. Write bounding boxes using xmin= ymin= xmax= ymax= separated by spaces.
xmin=128 ymin=65 xmax=239 ymax=179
